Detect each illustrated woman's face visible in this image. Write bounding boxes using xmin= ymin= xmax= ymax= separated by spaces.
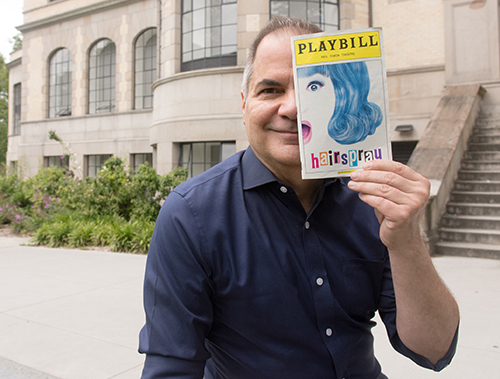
xmin=298 ymin=72 xmax=336 ymax=145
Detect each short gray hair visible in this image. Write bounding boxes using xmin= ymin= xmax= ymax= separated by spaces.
xmin=241 ymin=16 xmax=323 ymax=98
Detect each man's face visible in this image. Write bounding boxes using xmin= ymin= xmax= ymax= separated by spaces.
xmin=241 ymin=30 xmax=300 ymax=177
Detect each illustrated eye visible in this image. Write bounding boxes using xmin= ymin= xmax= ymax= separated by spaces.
xmin=307 ymin=80 xmax=324 ymax=92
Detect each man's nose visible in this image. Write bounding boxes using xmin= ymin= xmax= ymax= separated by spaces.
xmin=278 ymin=89 xmax=297 ymax=120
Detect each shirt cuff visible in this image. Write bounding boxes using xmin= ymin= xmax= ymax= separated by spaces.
xmin=390 ymin=322 xmax=459 ymax=372
xmin=140 ymin=353 xmax=206 ymax=379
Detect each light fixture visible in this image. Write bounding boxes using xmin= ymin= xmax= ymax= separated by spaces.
xmin=395 ymin=124 xmax=413 ymax=132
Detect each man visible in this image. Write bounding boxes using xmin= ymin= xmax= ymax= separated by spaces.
xmin=139 ymin=16 xmax=459 ymax=379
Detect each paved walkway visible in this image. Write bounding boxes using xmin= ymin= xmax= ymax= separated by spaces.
xmin=0 ymin=235 xmax=499 ymax=378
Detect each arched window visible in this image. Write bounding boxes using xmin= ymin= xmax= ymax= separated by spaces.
xmin=49 ymin=48 xmax=72 ymax=118
xmin=135 ymin=28 xmax=157 ymax=109
xmin=88 ymin=39 xmax=116 ymax=114
xmin=181 ymin=0 xmax=237 ymax=72
xmin=270 ymin=0 xmax=339 ymax=32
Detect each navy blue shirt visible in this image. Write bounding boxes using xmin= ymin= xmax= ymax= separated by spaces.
xmin=139 ymin=148 xmax=457 ymax=379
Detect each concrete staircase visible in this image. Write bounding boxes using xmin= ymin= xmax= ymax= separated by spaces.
xmin=436 ymin=106 xmax=500 ymax=259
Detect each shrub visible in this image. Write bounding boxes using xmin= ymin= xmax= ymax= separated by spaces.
xmin=24 ymin=165 xmax=72 ymax=199
xmin=130 ymin=220 xmax=155 ymax=254
xmin=41 ymin=220 xmax=73 ymax=248
xmin=68 ymin=220 xmax=96 ymax=248
xmin=128 ymin=165 xmax=187 ymax=222
xmin=1 ymin=155 xmax=187 ymax=251
xmin=90 ymin=217 xmax=117 ymax=247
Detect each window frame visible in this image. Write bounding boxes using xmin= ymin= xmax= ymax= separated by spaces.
xmin=13 ymin=83 xmax=21 ymax=135
xmin=85 ymin=154 xmax=112 ymax=178
xmin=181 ymin=0 xmax=238 ymax=72
xmin=132 ymin=153 xmax=153 ymax=171
xmin=44 ymin=155 xmax=70 ymax=169
xmin=270 ymin=0 xmax=340 ymax=32
xmin=88 ymin=39 xmax=116 ymax=114
xmin=49 ymin=48 xmax=72 ymax=118
xmin=134 ymin=28 xmax=157 ymax=110
xmin=179 ymin=141 xmax=236 ymax=177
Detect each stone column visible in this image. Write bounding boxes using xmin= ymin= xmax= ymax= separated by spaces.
xmin=444 ymin=0 xmax=500 ymax=84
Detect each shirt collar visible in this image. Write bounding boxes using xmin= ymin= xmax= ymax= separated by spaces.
xmin=241 ymin=147 xmax=346 ymax=190
xmin=242 ymin=147 xmax=278 ymax=190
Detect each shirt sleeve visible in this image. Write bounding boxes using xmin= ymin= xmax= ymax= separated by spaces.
xmin=139 ymin=191 xmax=214 ymax=379
xmin=377 ymin=258 xmax=459 ymax=372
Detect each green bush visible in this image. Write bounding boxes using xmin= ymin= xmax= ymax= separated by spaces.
xmin=24 ymin=165 xmax=72 ymax=199
xmin=90 ymin=217 xmax=116 ymax=246
xmin=129 ymin=164 xmax=187 ymax=222
xmin=0 ymin=155 xmax=187 ymax=252
xmin=32 ymin=216 xmax=154 ymax=254
xmin=68 ymin=220 xmax=95 ymax=248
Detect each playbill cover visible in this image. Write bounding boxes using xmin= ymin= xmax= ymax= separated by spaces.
xmin=292 ymin=28 xmax=392 ymax=179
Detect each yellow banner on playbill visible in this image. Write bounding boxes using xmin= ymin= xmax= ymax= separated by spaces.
xmin=294 ymin=31 xmax=381 ymax=66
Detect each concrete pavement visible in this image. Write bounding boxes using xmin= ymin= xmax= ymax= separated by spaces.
xmin=0 ymin=234 xmax=499 ymax=378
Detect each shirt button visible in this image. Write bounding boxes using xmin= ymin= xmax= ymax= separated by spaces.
xmin=280 ymin=186 xmax=288 ymax=193
xmin=326 ymin=328 xmax=333 ymax=337
xmin=305 ymin=221 xmax=310 ymax=229
xmin=316 ymin=277 xmax=324 ymax=286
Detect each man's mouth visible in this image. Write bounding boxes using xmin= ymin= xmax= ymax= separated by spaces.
xmin=302 ymin=121 xmax=311 ymax=144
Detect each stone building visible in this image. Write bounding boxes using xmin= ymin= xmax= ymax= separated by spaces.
xmin=6 ymin=0 xmax=500 ymax=177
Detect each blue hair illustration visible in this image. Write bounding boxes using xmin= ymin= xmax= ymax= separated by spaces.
xmin=297 ymin=62 xmax=382 ymax=145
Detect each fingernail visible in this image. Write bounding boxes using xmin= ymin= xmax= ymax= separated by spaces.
xmin=350 ymin=171 xmax=359 ymax=180
xmin=363 ymin=162 xmax=372 ymax=170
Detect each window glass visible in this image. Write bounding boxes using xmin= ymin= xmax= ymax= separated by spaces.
xmin=132 ymin=153 xmax=153 ymax=171
xmin=13 ymin=83 xmax=21 ymax=135
xmin=49 ymin=47 xmax=72 ymax=119
xmin=323 ymin=3 xmax=339 ymax=31
xmin=86 ymin=154 xmax=112 ymax=177
xmin=135 ymin=28 xmax=157 ymax=110
xmin=45 ymin=156 xmax=69 ymax=168
xmin=179 ymin=141 xmax=236 ymax=177
xmin=270 ymin=0 xmax=339 ymax=31
xmin=181 ymin=0 xmax=237 ymax=71
xmin=88 ymin=39 xmax=116 ymax=114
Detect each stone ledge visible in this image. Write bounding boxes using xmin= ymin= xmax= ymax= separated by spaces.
xmin=408 ymin=84 xmax=486 ymax=254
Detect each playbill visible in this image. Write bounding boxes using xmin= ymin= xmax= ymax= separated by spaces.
xmin=292 ymin=28 xmax=392 ymax=179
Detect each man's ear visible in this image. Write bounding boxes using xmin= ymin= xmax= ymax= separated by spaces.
xmin=240 ymin=90 xmax=246 ymax=111
xmin=240 ymin=90 xmax=246 ymax=122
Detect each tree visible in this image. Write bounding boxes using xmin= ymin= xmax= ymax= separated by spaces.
xmin=0 ymin=53 xmax=8 ymax=166
xmin=10 ymin=34 xmax=22 ymax=53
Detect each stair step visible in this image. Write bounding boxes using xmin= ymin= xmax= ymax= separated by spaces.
xmin=435 ymin=107 xmax=500 ymax=260
xmin=453 ymin=180 xmax=500 ymax=192
xmin=476 ymin=117 xmax=500 ymax=124
xmin=446 ymin=203 xmax=500 ymax=216
xmin=476 ymin=118 xmax=500 ymax=125
xmin=435 ymin=241 xmax=500 ymax=259
xmin=439 ymin=227 xmax=500 ymax=244
xmin=473 ymin=126 xmax=500 ymax=134
xmin=461 ymin=160 xmax=500 ymax=170
xmin=469 ymin=135 xmax=500 ymax=143
xmin=450 ymin=191 xmax=500 ymax=203
xmin=464 ymin=151 xmax=500 ymax=160
xmin=441 ymin=215 xmax=500 ymax=229
xmin=468 ymin=143 xmax=500 ymax=151
xmin=457 ymin=171 xmax=500 ymax=180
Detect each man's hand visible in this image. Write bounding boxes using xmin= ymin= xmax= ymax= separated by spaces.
xmin=347 ymin=159 xmax=430 ymax=253
xmin=348 ymin=159 xmax=459 ymax=365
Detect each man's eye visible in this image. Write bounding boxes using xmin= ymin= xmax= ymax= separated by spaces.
xmin=306 ymin=80 xmax=324 ymax=92
xmin=261 ymin=88 xmax=278 ymax=94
